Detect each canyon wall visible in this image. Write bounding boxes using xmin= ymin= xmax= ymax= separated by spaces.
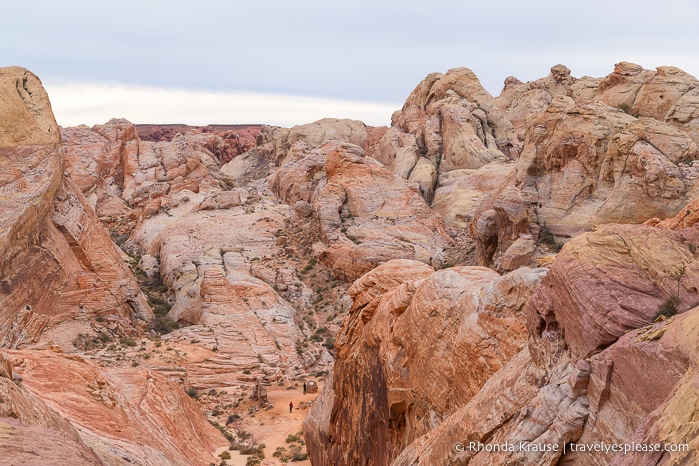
xmin=304 ymin=63 xmax=699 ymax=466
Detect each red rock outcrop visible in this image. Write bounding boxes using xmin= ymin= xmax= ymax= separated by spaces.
xmin=528 ymin=223 xmax=699 ymax=360
xmin=0 ymin=418 xmax=104 ymax=465
xmin=61 ymin=118 xmax=234 ymax=232
xmin=471 ymin=96 xmax=699 ymax=269
xmin=358 ymin=222 xmax=699 ymax=466
xmin=5 ymin=348 xmax=227 ymax=465
xmin=366 ymin=68 xmax=519 ymax=205
xmin=646 ymin=195 xmax=699 ymax=230
xmin=271 ymin=141 xmax=451 ymax=280
xmin=221 ymin=118 xmax=369 ymax=184
xmin=0 ymin=68 xmax=151 ymax=350
xmin=596 ymin=62 xmax=699 ymax=145
xmin=304 ymin=259 xmax=546 ymax=465
xmin=136 ymin=124 xmax=260 ymax=164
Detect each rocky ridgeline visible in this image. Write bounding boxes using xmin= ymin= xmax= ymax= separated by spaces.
xmin=1 ymin=61 xmax=699 ymax=465
xmin=301 ymin=63 xmax=699 ymax=466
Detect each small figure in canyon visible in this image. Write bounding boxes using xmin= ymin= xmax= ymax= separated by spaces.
xmin=303 ymin=382 xmax=307 ymax=394
xmin=289 ymin=401 xmax=293 ymax=413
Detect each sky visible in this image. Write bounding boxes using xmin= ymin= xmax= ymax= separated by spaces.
xmin=4 ymin=0 xmax=699 ymax=127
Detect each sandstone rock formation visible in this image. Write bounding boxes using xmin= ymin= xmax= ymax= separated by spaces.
xmin=471 ymin=92 xmax=699 ymax=269
xmin=136 ymin=124 xmax=260 ymax=164
xmin=0 ymin=68 xmax=151 ymax=350
xmin=61 ymin=118 xmax=233 ymax=234
xmin=304 ymin=259 xmax=546 ymax=465
xmin=4 ymin=348 xmax=227 ymax=465
xmin=366 ymin=68 xmax=518 ymax=208
xmin=6 ymin=60 xmax=699 ymax=466
xmin=646 ymin=194 xmax=699 ymax=230
xmin=311 ymin=221 xmax=699 ymax=466
xmin=271 ymin=142 xmax=451 ymax=280
xmin=221 ymin=118 xmax=369 ymax=184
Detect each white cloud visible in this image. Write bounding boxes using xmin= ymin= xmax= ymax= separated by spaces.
xmin=44 ymin=82 xmax=401 ymax=128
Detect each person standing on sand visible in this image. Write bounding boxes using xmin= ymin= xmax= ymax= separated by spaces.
xmin=289 ymin=401 xmax=293 ymax=413
xmin=303 ymin=383 xmax=307 ymax=394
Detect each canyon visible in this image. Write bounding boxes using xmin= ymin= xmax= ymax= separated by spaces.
xmin=1 ymin=60 xmax=699 ymax=465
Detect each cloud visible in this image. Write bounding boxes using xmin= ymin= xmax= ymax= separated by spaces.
xmin=44 ymin=82 xmax=401 ymax=127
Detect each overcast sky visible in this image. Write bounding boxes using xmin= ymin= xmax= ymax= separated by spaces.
xmin=4 ymin=0 xmax=699 ymax=127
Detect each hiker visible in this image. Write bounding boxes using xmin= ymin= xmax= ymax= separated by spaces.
xmin=303 ymin=382 xmax=307 ymax=394
xmin=289 ymin=401 xmax=293 ymax=413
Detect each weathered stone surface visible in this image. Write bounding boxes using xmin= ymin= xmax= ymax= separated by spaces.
xmin=0 ymin=68 xmax=151 ymax=350
xmin=472 ymin=97 xmax=699 ymax=268
xmin=431 ymin=163 xmax=514 ymax=229
xmin=366 ymin=68 xmax=518 ymax=203
xmin=527 ymin=223 xmax=699 ymax=361
xmin=314 ymin=144 xmax=451 ymax=280
xmin=500 ymin=235 xmax=536 ymax=271
xmin=221 ymin=118 xmax=368 ymax=185
xmin=61 ymin=118 xmax=231 ymax=227
xmin=136 ymin=124 xmax=260 ymax=164
xmin=646 ymin=195 xmax=699 ymax=230
xmin=128 ymin=195 xmax=327 ymax=386
xmin=390 ymin=222 xmax=699 ymax=466
xmin=7 ymin=349 xmax=227 ymax=465
xmin=269 ymin=141 xmax=331 ymax=206
xmin=270 ymin=141 xmax=451 ymax=281
xmin=61 ymin=119 xmax=135 ymax=219
xmin=304 ymin=259 xmax=546 ymax=465
xmin=0 ymin=67 xmax=63 ymax=275
xmin=597 ymin=63 xmax=699 ymax=145
xmin=0 ymin=418 xmax=103 ymax=466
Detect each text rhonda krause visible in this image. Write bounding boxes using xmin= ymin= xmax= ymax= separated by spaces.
xmin=460 ymin=441 xmax=689 ymax=454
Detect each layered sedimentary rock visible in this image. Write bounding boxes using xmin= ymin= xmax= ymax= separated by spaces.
xmin=61 ymin=118 xmax=233 ymax=231
xmin=304 ymin=259 xmax=546 ymax=465
xmin=471 ymin=95 xmax=699 ymax=269
xmin=335 ymin=222 xmax=699 ymax=466
xmin=367 ymin=68 xmax=518 ymax=207
xmin=140 ymin=202 xmax=311 ymax=387
xmin=646 ymin=194 xmax=699 ymax=230
xmin=3 ymin=349 xmax=226 ymax=465
xmin=222 ymin=118 xmax=369 ymax=183
xmin=527 ymin=223 xmax=699 ymax=360
xmin=271 ymin=142 xmax=451 ymax=280
xmin=136 ymin=124 xmax=260 ymax=164
xmin=0 ymin=67 xmax=151 ymax=350
xmin=62 ymin=115 xmax=320 ymax=381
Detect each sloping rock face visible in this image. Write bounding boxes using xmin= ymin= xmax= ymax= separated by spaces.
xmin=136 ymin=124 xmax=260 ymax=164
xmin=0 ymin=418 xmax=104 ymax=466
xmin=62 ymin=116 xmax=321 ymax=385
xmin=528 ymin=224 xmax=699 ymax=360
xmin=472 ymin=90 xmax=699 ymax=269
xmin=303 ymin=259 xmax=546 ymax=465
xmin=380 ymin=223 xmax=699 ymax=466
xmin=596 ymin=62 xmax=699 ymax=146
xmin=367 ymin=68 xmax=518 ymax=207
xmin=222 ymin=118 xmax=369 ymax=184
xmin=0 ymin=67 xmax=151 ymax=349
xmin=0 ymin=352 xmax=101 ymax=464
xmin=271 ymin=142 xmax=451 ymax=281
xmin=62 ymin=119 xmax=231 ymax=232
xmin=646 ymin=194 xmax=699 ymax=230
xmin=4 ymin=349 xmax=226 ymax=465
xmin=136 ymin=201 xmax=311 ymax=388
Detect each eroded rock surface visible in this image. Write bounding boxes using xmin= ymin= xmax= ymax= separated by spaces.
xmin=271 ymin=142 xmax=451 ymax=281
xmin=5 ymin=349 xmax=227 ymax=465
xmin=0 ymin=68 xmax=151 ymax=350
xmin=471 ymin=95 xmax=699 ymax=269
xmin=325 ymin=222 xmax=699 ymax=466
xmin=304 ymin=260 xmax=546 ymax=465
